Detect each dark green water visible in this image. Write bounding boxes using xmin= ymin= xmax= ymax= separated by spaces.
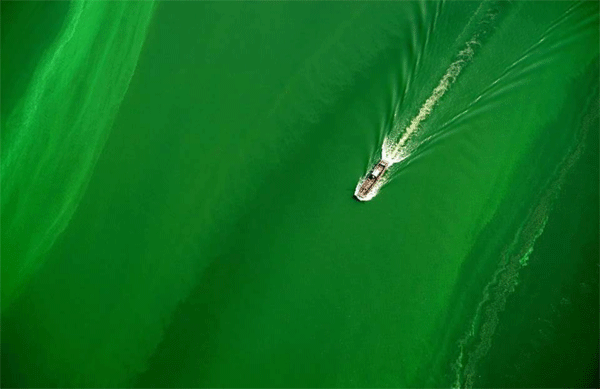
xmin=1 ymin=1 xmax=598 ymax=387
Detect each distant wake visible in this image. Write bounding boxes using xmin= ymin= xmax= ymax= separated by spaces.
xmin=451 ymin=95 xmax=597 ymax=389
xmin=1 ymin=1 xmax=156 ymax=310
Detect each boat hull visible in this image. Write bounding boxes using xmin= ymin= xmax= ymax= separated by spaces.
xmin=354 ymin=160 xmax=389 ymax=201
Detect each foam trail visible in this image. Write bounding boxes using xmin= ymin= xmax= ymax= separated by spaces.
xmin=1 ymin=1 xmax=156 ymax=311
xmin=383 ymin=1 xmax=507 ymax=163
xmin=383 ymin=41 xmax=476 ymax=163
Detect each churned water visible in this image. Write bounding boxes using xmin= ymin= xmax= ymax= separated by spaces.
xmin=2 ymin=1 xmax=598 ymax=387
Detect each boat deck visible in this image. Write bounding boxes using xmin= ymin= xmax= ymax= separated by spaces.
xmin=355 ymin=160 xmax=389 ymax=201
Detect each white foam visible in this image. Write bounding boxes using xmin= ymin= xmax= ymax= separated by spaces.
xmin=384 ymin=41 xmax=476 ymax=163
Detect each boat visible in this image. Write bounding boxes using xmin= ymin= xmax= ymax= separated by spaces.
xmin=354 ymin=159 xmax=389 ymax=201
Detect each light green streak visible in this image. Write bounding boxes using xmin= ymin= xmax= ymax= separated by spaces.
xmin=452 ymin=92 xmax=596 ymax=389
xmin=1 ymin=0 xmax=156 ymax=310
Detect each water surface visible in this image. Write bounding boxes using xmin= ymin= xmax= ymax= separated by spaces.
xmin=2 ymin=1 xmax=598 ymax=387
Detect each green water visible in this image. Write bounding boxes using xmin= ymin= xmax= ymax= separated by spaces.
xmin=1 ymin=1 xmax=598 ymax=387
